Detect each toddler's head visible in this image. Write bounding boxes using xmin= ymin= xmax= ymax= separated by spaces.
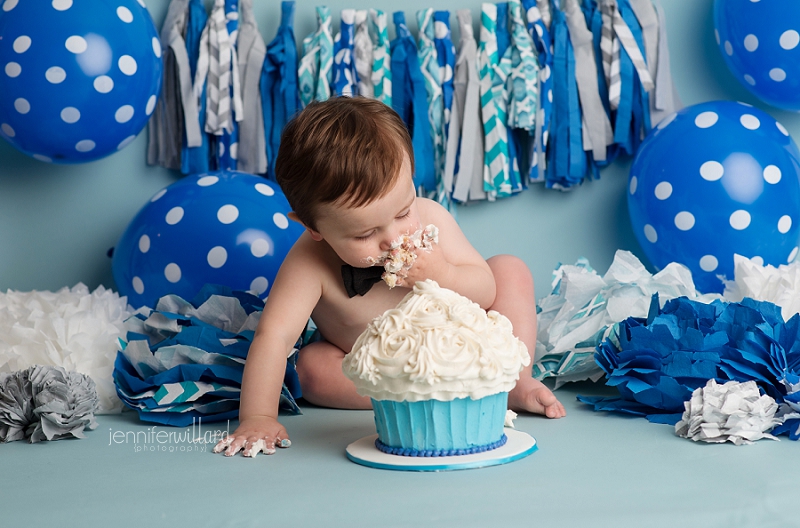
xmin=275 ymin=96 xmax=414 ymax=232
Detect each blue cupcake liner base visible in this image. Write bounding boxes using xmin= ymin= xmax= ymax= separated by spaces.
xmin=346 ymin=428 xmax=537 ymax=472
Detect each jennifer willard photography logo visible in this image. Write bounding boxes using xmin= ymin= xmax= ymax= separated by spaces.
xmin=108 ymin=418 xmax=230 ymax=453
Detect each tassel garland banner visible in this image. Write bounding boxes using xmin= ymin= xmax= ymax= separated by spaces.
xmin=149 ymin=0 xmax=681 ymax=203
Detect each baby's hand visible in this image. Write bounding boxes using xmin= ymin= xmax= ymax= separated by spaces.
xmin=213 ymin=416 xmax=291 ymax=458
xmin=399 ymin=242 xmax=451 ymax=287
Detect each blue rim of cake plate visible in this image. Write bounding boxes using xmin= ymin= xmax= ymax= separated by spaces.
xmin=345 ymin=428 xmax=538 ymax=472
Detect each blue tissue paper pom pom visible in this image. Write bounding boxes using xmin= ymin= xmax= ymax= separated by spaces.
xmin=579 ymin=295 xmax=800 ymax=438
xmin=113 ymin=285 xmax=304 ymax=427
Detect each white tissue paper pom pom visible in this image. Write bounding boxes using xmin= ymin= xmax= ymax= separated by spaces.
xmin=675 ymin=380 xmax=781 ymax=445
xmin=534 ymin=250 xmax=721 ymax=387
xmin=722 ymin=254 xmax=800 ymax=321
xmin=0 ymin=284 xmax=132 ymax=413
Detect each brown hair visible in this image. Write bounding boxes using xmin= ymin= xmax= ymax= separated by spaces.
xmin=275 ymin=96 xmax=414 ymax=231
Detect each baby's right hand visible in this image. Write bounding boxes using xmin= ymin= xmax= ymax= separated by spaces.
xmin=213 ymin=416 xmax=291 ymax=458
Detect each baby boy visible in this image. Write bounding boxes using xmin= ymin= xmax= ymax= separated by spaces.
xmin=215 ymin=96 xmax=565 ymax=457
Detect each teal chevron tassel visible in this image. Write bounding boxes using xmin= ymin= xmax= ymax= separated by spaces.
xmin=369 ymin=9 xmax=392 ymax=106
xmin=478 ymin=4 xmax=511 ymax=200
xmin=298 ymin=6 xmax=333 ymax=107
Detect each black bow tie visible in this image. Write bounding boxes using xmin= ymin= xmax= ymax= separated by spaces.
xmin=341 ymin=264 xmax=384 ymax=298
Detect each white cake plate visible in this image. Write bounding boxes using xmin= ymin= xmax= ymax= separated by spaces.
xmin=345 ymin=428 xmax=537 ymax=472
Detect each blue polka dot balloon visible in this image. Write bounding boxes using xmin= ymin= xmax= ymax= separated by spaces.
xmin=628 ymin=100 xmax=800 ymax=293
xmin=0 ymin=0 xmax=162 ymax=163
xmin=715 ymin=0 xmax=800 ymax=111
xmin=112 ymin=171 xmax=304 ymax=309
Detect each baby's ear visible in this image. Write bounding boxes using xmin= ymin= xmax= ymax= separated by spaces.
xmin=287 ymin=212 xmax=323 ymax=241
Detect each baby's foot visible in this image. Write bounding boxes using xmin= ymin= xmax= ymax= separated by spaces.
xmin=509 ymin=376 xmax=566 ymax=418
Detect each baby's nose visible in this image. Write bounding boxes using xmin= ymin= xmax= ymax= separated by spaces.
xmin=379 ymin=229 xmax=403 ymax=252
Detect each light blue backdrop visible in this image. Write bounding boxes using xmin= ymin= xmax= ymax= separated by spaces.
xmin=2 ymin=0 xmax=798 ymax=300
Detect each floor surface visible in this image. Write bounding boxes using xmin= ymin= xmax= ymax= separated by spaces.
xmin=1 ymin=381 xmax=796 ymax=528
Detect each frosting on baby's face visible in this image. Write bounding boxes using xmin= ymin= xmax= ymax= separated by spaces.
xmin=362 ymin=224 xmax=439 ymax=288
xmin=342 ymin=280 xmax=531 ymax=402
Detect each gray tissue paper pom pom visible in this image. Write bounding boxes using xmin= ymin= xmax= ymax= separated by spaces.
xmin=0 ymin=365 xmax=99 ymax=443
xmin=0 ymin=370 xmax=36 ymax=442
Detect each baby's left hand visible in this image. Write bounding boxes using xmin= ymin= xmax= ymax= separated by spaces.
xmin=400 ymin=243 xmax=452 ymax=287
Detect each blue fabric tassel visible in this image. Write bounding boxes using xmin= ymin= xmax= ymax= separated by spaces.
xmin=181 ymin=0 xmax=210 ymax=175
xmin=390 ymin=11 xmax=436 ymax=193
xmin=262 ymin=1 xmax=300 ymax=181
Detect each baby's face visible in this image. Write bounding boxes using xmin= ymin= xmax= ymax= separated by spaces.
xmin=311 ymin=168 xmax=421 ymax=268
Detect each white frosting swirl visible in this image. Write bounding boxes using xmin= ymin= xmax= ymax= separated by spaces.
xmin=342 ymin=280 xmax=531 ymax=402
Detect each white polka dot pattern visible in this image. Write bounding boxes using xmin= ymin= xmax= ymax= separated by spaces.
xmin=763 ymin=165 xmax=781 ymax=184
xmin=13 ymin=36 xmax=31 ymax=53
xmin=740 ymin=114 xmax=760 ymax=130
xmin=699 ymin=255 xmax=718 ymax=272
xmin=198 ymin=176 xmax=219 ymax=187
xmin=729 ymin=210 xmax=751 ymax=230
xmin=251 ymin=239 xmax=270 ymax=258
xmin=695 ymin=112 xmax=718 ymax=128
xmin=780 ymin=30 xmax=799 ymax=50
xmin=255 ymin=183 xmax=275 ymax=196
xmin=207 ymin=247 xmax=227 ymax=268
xmin=61 ymin=106 xmax=81 ymax=124
xmin=111 ymin=173 xmax=303 ymax=307
xmin=164 ymin=263 xmax=181 ymax=283
xmin=715 ymin=3 xmax=800 ymax=111
xmin=654 ymin=182 xmax=672 ymax=200
xmin=75 ymin=139 xmax=95 ymax=152
xmin=778 ymin=215 xmax=792 ymax=233
xmin=628 ymin=101 xmax=800 ymax=294
xmin=65 ymin=35 xmax=87 ymax=54
xmin=675 ymin=211 xmax=696 ymax=231
xmin=250 ymin=277 xmax=269 ymax=295
xmin=644 ymin=224 xmax=657 ymax=243
xmin=217 ymin=205 xmax=239 ymax=224
xmin=273 ymin=213 xmax=289 ymax=229
xmin=166 ymin=207 xmax=184 ymax=225
xmin=0 ymin=0 xmax=162 ymax=162
xmin=45 ymin=66 xmax=66 ymax=83
xmin=700 ymin=161 xmax=724 ymax=181
xmin=138 ymin=234 xmax=150 ymax=253
xmin=4 ymin=62 xmax=21 ymax=77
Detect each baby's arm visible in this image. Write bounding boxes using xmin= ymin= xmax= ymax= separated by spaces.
xmin=214 ymin=238 xmax=322 ymax=457
xmin=402 ymin=199 xmax=496 ymax=309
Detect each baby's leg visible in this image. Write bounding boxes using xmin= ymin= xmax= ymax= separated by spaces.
xmin=295 ymin=340 xmax=372 ymax=410
xmin=487 ymin=255 xmax=566 ymax=418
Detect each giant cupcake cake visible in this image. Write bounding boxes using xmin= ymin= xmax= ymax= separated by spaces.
xmin=342 ymin=279 xmax=530 ymax=456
